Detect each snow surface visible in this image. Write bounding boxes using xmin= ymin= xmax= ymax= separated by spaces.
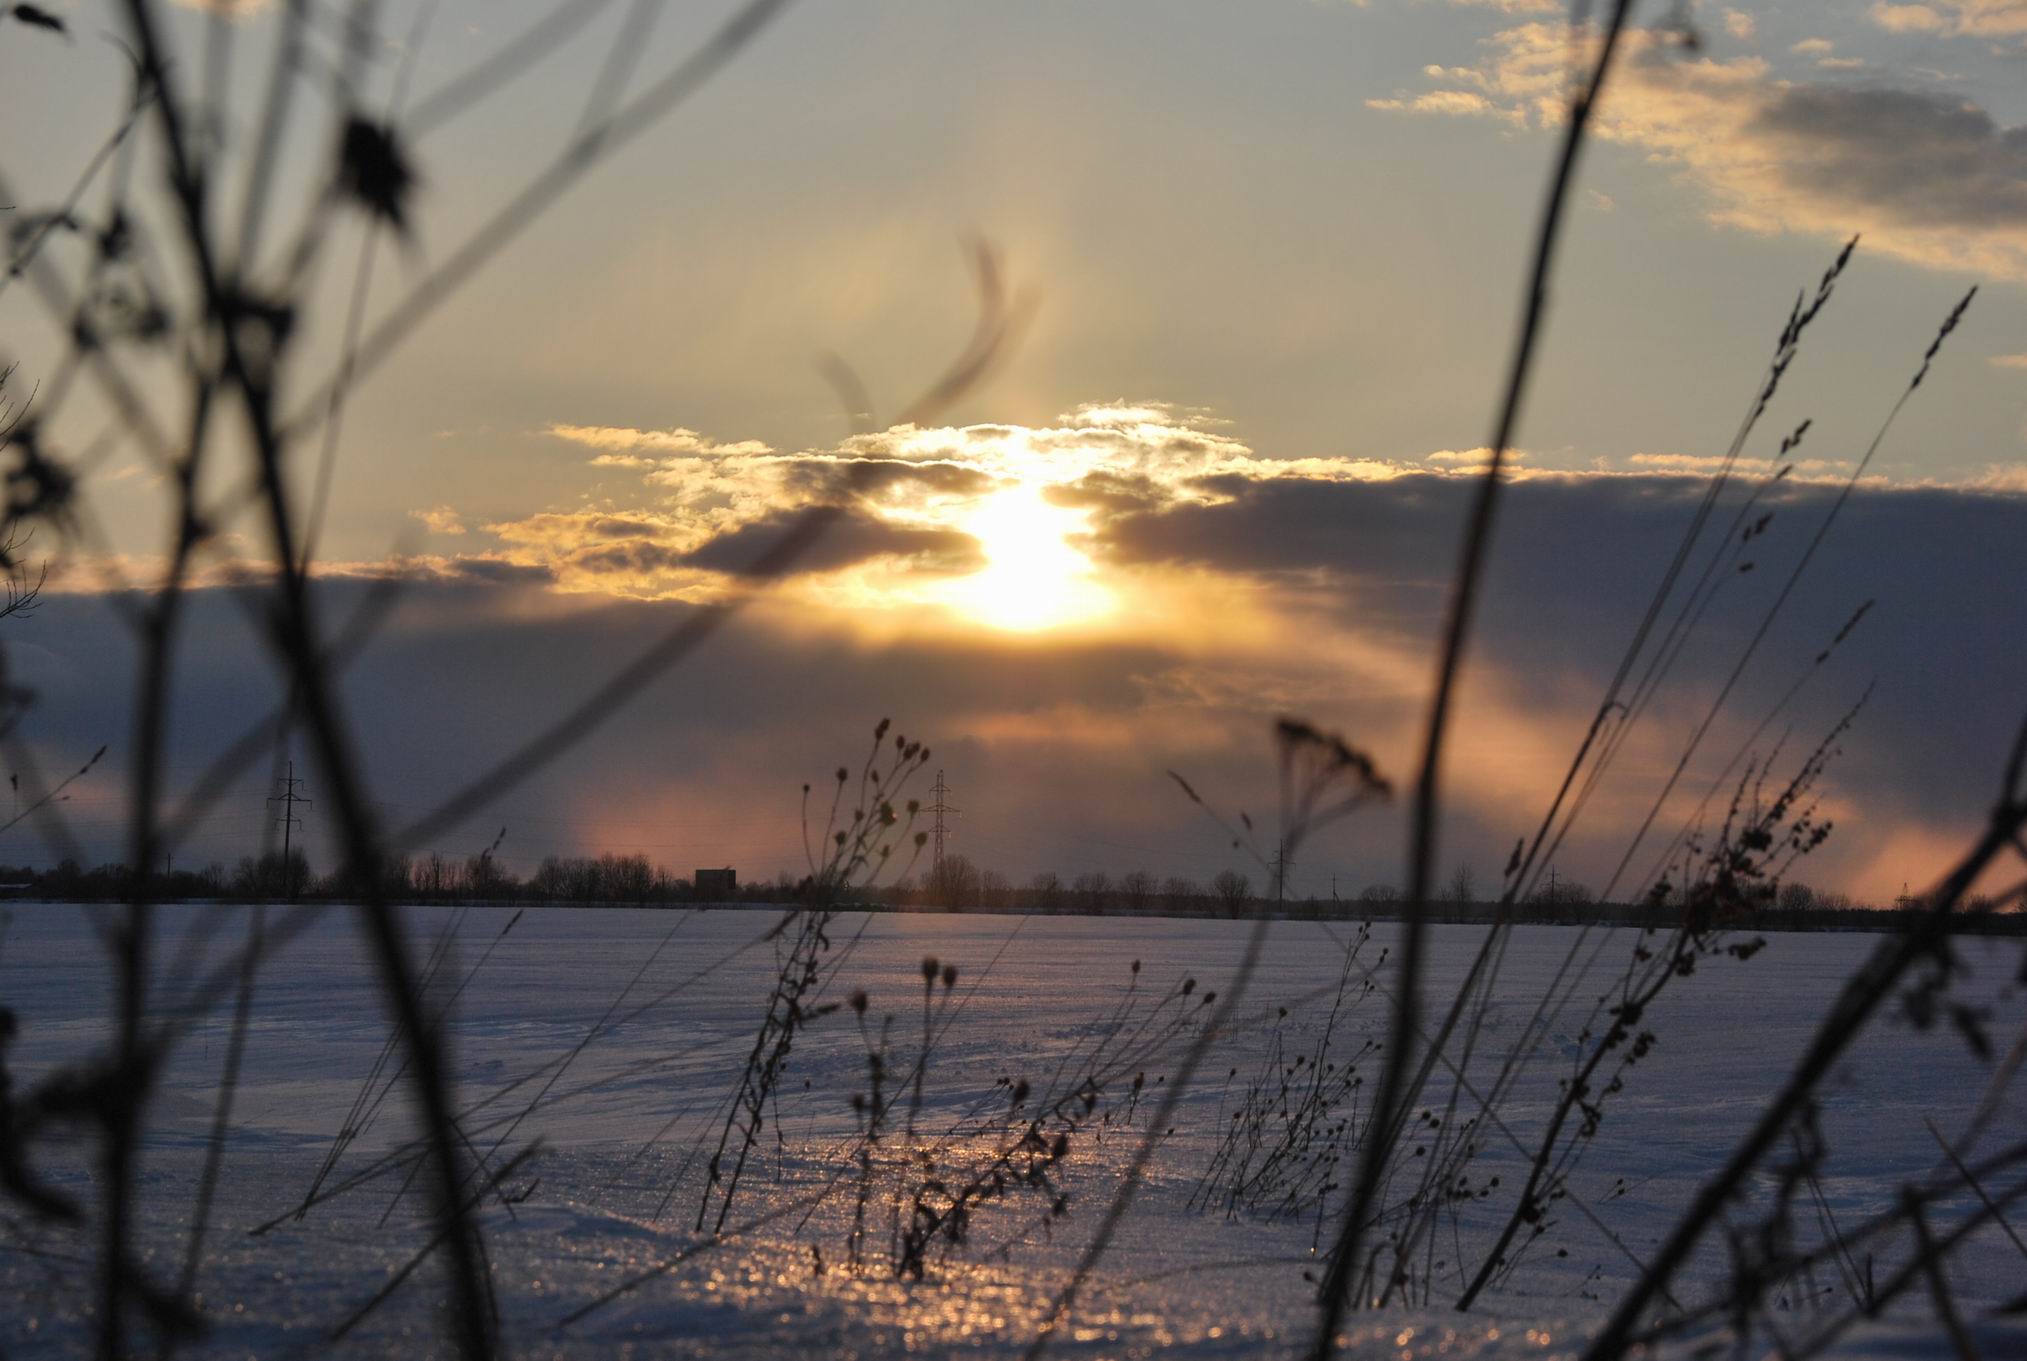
xmin=2 ymin=904 xmax=2022 ymax=1358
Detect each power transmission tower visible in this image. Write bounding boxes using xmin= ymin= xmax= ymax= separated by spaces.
xmin=929 ymin=770 xmax=957 ymax=879
xmin=268 ymin=760 xmax=311 ymax=901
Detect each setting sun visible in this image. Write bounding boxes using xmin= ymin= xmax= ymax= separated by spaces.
xmin=940 ymin=486 xmax=1113 ymax=632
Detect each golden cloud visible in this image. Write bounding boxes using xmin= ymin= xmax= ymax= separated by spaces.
xmin=545 ymin=423 xmax=775 ymax=457
xmin=410 ymin=505 xmax=468 ymax=536
xmin=480 ymin=408 xmax=1445 ymax=621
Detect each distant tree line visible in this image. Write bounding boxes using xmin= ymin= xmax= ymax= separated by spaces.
xmin=4 ymin=851 xmax=2019 ymax=933
xmin=3 ymin=851 xmax=699 ymax=906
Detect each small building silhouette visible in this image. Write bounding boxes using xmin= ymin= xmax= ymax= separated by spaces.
xmin=694 ymin=867 xmax=737 ymax=898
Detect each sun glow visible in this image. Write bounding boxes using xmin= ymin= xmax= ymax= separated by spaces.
xmin=940 ymin=486 xmax=1113 ymax=632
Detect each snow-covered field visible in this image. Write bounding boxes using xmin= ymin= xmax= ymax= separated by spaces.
xmin=3 ymin=903 xmax=2021 ymax=1358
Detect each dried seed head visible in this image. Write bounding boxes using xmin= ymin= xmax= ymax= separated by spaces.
xmin=336 ymin=117 xmax=418 ymax=235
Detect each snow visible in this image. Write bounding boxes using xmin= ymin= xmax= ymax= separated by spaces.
xmin=2 ymin=904 xmax=2022 ymax=1357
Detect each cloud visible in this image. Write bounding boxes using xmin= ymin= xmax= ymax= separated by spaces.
xmin=1743 ymin=85 xmax=2027 ymax=265
xmin=1367 ymin=22 xmax=2027 ymax=279
xmin=678 ymin=507 xmax=984 ymax=578
xmin=428 ymin=556 xmax=559 ymax=587
xmin=42 ymin=549 xmax=562 ymax=596
xmin=1625 ymin=451 xmax=1854 ymax=477
xmin=487 ymin=509 xmax=687 ymax=552
xmin=358 ymin=403 xmax=2027 ymax=902
xmin=411 ymin=505 xmax=467 ymax=536
xmin=1970 ymin=463 xmax=2027 ymax=491
xmin=494 ymin=402 xmax=2026 ymax=616
xmin=1444 ymin=0 xmax=1563 ymax=12
xmin=170 ymin=0 xmax=271 ymax=14
xmin=780 ymin=458 xmax=1000 ymax=506
xmin=1043 ymin=470 xmax=1172 ymax=516
xmin=1724 ymin=9 xmax=1759 ymax=41
xmin=26 ymin=452 xmax=2027 ymax=906
xmin=1365 ymin=90 xmax=1524 ymax=123
xmin=1791 ymin=38 xmax=1837 ymax=55
xmin=1868 ymin=1 xmax=2027 ymax=38
xmin=501 ymin=405 xmax=1439 ymax=602
xmin=479 ymin=509 xmax=713 ymax=598
xmin=1870 ymin=3 xmax=1950 ymax=33
xmin=545 ymin=423 xmax=775 ymax=458
xmin=1422 ymin=447 xmax=1539 ymax=471
xmin=1989 ymin=353 xmax=2027 ymax=369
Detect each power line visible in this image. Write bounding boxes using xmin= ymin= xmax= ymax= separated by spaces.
xmin=267 ymin=760 xmax=311 ymax=901
xmin=929 ymin=770 xmax=957 ymax=878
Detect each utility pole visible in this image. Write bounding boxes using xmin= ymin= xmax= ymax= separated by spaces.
xmin=268 ymin=761 xmax=311 ymax=901
xmin=1546 ymin=863 xmax=1559 ymax=904
xmin=929 ymin=770 xmax=956 ymax=880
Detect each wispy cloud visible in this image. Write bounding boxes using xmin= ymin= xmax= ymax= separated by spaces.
xmin=1424 ymin=447 xmax=1531 ymax=468
xmin=1626 ymin=451 xmax=1854 ymax=477
xmin=545 ymin=423 xmax=775 ymax=457
xmin=1443 ymin=0 xmax=1563 ymax=13
xmin=1365 ymin=90 xmax=1524 ymax=123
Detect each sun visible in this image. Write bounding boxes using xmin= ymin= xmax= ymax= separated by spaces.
xmin=940 ymin=486 xmax=1113 ymax=632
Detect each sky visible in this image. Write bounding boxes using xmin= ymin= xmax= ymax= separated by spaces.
xmin=3 ymin=0 xmax=2026 ymax=902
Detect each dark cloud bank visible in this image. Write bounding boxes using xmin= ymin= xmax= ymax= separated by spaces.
xmin=13 ymin=470 xmax=2026 ymax=899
